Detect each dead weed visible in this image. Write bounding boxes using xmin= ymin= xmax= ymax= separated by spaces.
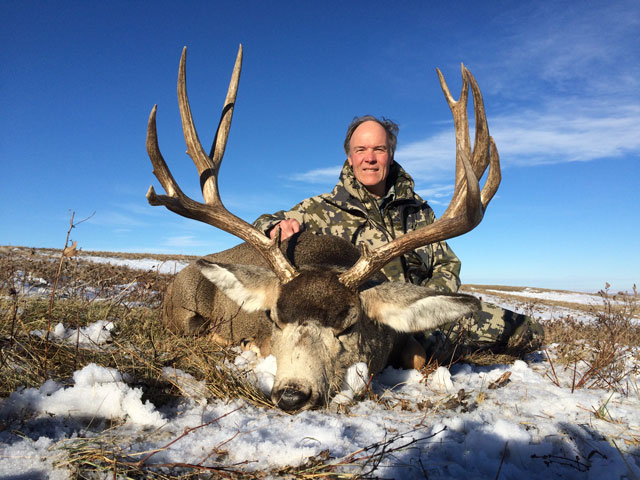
xmin=543 ymin=284 xmax=639 ymax=394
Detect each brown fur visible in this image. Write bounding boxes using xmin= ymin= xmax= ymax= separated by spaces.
xmin=163 ymin=232 xmax=366 ymax=346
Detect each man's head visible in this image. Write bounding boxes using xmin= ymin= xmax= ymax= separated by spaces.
xmin=344 ymin=116 xmax=399 ymax=197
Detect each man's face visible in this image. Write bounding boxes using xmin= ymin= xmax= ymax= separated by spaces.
xmin=347 ymin=121 xmax=392 ymax=197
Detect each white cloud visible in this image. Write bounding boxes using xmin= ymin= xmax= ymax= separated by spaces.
xmin=394 ymin=131 xmax=456 ymax=180
xmin=383 ymin=100 xmax=640 ymax=181
xmin=164 ymin=235 xmax=213 ymax=248
xmin=87 ymin=211 xmax=147 ymax=228
xmin=288 ymin=166 xmax=342 ymax=184
xmin=492 ymin=102 xmax=640 ymax=166
xmin=478 ymin=1 xmax=640 ymax=99
xmin=416 ymin=184 xmax=454 ymax=206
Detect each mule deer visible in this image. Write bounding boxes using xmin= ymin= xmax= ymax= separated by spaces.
xmin=145 ymin=46 xmax=500 ymax=411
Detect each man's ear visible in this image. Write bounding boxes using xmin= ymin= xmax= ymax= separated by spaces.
xmin=347 ymin=155 xmax=353 ymax=166
xmin=359 ymin=282 xmax=480 ymax=332
xmin=196 ymin=259 xmax=280 ymax=312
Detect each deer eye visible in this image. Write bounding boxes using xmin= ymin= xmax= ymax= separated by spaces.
xmin=265 ymin=310 xmax=282 ymax=330
xmin=337 ymin=323 xmax=356 ymax=337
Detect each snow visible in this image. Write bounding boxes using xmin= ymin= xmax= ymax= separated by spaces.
xmin=464 ymin=290 xmax=587 ymax=324
xmin=2 ymin=364 xmax=165 ymax=428
xmin=2 ymin=349 xmax=638 ymax=478
xmin=484 ymin=287 xmax=628 ymax=306
xmin=31 ymin=320 xmax=114 ymax=346
xmin=81 ymin=254 xmax=190 ymax=275
xmin=1 ymin=258 xmax=639 ymax=479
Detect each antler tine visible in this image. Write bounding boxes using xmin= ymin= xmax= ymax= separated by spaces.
xmin=210 ymin=45 xmax=242 ymax=165
xmin=338 ymin=66 xmax=501 ymax=290
xmin=146 ymin=105 xmax=184 ymax=202
xmin=466 ymin=67 xmax=490 ymax=180
xmin=177 ymin=47 xmax=217 ymax=204
xmin=437 ymin=65 xmax=472 ymax=219
xmin=465 ymin=67 xmax=501 ymax=210
xmin=438 ymin=65 xmax=495 ymax=217
xmin=146 ymin=46 xmax=298 ymax=284
xmin=481 ymin=136 xmax=501 ymax=209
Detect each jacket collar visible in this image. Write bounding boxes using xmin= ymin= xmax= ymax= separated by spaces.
xmin=331 ymin=159 xmax=417 ymax=205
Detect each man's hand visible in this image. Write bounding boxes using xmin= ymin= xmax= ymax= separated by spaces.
xmin=269 ymin=219 xmax=301 ymax=240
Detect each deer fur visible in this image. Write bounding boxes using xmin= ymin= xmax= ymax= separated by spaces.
xmin=163 ymin=231 xmax=480 ymax=410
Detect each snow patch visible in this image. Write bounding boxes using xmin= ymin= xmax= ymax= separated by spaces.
xmin=32 ymin=320 xmax=114 ymax=346
xmin=1 ymin=363 xmax=165 ymax=427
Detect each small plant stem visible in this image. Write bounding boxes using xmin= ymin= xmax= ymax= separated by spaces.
xmin=44 ymin=212 xmax=76 ymax=379
xmin=612 ymin=439 xmax=640 ymax=480
xmin=495 ymin=441 xmax=508 ymax=480
xmin=8 ymin=288 xmax=19 ymax=344
xmin=544 ymin=348 xmax=560 ymax=387
xmin=362 ymin=373 xmax=375 ymax=399
xmin=135 ymin=407 xmax=242 ymax=467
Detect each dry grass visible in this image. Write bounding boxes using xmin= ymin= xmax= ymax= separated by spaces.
xmin=53 ymin=421 xmax=446 ymax=479
xmin=0 ymin=245 xmax=271 ymax=409
xmin=541 ymin=285 xmax=639 ymax=394
xmin=464 ymin=282 xmax=640 ymax=395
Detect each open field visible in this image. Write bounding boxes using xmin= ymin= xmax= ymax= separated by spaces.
xmin=1 ymin=245 xmax=638 ymax=479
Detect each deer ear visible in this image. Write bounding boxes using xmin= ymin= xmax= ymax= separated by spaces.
xmin=197 ymin=259 xmax=280 ymax=312
xmin=359 ymin=283 xmax=480 ymax=332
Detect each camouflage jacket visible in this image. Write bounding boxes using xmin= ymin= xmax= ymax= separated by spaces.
xmin=253 ymin=161 xmax=461 ymax=292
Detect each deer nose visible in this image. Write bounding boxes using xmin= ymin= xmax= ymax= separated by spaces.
xmin=273 ymin=386 xmax=311 ymax=411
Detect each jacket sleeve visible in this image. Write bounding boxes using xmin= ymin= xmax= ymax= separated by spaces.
xmin=423 ymin=239 xmax=461 ymax=292
xmin=252 ymin=202 xmax=308 ymax=236
xmin=252 ymin=195 xmax=335 ymax=236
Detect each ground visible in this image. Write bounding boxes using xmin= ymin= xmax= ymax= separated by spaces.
xmin=0 ymin=246 xmax=638 ymax=479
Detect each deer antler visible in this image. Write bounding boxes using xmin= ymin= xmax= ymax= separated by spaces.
xmin=145 ymin=46 xmax=298 ymax=284
xmin=339 ymin=65 xmax=501 ymax=290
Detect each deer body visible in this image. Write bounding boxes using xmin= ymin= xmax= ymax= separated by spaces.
xmin=146 ymin=46 xmax=500 ymax=410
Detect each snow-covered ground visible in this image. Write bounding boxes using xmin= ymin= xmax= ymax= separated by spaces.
xmin=81 ymin=254 xmax=191 ymax=275
xmin=1 ymin=257 xmax=638 ymax=479
xmin=486 ymin=288 xmax=605 ymax=305
xmin=463 ymin=290 xmax=580 ymax=325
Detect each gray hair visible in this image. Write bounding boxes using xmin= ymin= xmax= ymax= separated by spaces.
xmin=343 ymin=115 xmax=399 ymax=159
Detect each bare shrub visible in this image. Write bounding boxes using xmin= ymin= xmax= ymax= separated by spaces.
xmin=543 ymin=284 xmax=639 ymax=394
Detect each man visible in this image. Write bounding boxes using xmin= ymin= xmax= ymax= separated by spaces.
xmin=254 ymin=115 xmax=544 ymax=366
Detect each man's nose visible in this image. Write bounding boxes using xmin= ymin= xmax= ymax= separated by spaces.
xmin=363 ymin=149 xmax=376 ymax=162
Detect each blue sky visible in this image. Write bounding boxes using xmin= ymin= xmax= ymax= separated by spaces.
xmin=2 ymin=0 xmax=638 ymax=291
